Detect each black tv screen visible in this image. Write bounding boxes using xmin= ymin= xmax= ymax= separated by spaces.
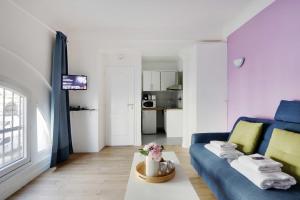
xmin=62 ymin=75 xmax=87 ymax=90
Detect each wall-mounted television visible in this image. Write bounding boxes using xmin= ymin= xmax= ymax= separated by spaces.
xmin=62 ymin=75 xmax=87 ymax=90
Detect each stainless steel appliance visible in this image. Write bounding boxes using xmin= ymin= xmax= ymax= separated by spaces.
xmin=142 ymin=94 xmax=156 ymax=108
xmin=142 ymin=99 xmax=156 ymax=108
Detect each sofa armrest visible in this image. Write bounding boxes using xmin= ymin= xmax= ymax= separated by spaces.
xmin=191 ymin=132 xmax=230 ymax=144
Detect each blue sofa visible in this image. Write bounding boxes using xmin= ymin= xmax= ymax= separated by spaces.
xmin=190 ymin=100 xmax=300 ymax=200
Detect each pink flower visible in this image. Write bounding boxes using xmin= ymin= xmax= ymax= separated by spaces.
xmin=149 ymin=148 xmax=162 ymax=161
xmin=143 ymin=142 xmax=156 ymax=151
xmin=148 ymin=143 xmax=163 ymax=161
xmin=139 ymin=143 xmax=164 ymax=161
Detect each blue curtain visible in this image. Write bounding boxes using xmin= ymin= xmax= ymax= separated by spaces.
xmin=50 ymin=31 xmax=73 ymax=167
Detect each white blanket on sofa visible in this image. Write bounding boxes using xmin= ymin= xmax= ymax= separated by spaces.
xmin=231 ymin=160 xmax=296 ymax=190
xmin=204 ymin=144 xmax=243 ymax=159
xmin=238 ymin=154 xmax=283 ymax=173
xmin=210 ymin=140 xmax=237 ymax=150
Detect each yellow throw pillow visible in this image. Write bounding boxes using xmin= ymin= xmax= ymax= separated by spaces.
xmin=265 ymin=128 xmax=300 ymax=181
xmin=229 ymin=120 xmax=263 ymax=154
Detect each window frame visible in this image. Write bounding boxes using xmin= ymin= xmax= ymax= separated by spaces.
xmin=0 ymin=78 xmax=31 ymax=178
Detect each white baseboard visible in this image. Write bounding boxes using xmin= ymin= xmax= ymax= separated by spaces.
xmin=0 ymin=156 xmax=50 ymax=200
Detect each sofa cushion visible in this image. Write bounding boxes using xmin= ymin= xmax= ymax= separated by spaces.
xmin=229 ymin=120 xmax=263 ymax=154
xmin=275 ymin=100 xmax=300 ymax=123
xmin=258 ymin=121 xmax=300 ymax=155
xmin=230 ymin=117 xmax=273 ymax=154
xmin=190 ymin=143 xmax=300 ymax=200
xmin=266 ymin=128 xmax=300 ymax=181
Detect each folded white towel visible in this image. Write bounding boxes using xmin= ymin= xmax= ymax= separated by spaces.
xmin=205 ymin=144 xmax=243 ymax=159
xmin=210 ymin=140 xmax=237 ymax=150
xmin=231 ymin=160 xmax=296 ymax=190
xmin=238 ymin=154 xmax=283 ymax=173
xmin=272 ymin=180 xmax=296 ymax=190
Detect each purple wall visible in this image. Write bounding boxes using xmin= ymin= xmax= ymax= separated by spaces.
xmin=227 ymin=0 xmax=300 ymax=128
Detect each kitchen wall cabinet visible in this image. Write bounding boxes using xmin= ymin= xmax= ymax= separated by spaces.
xmin=143 ymin=71 xmax=152 ymax=91
xmin=151 ymin=71 xmax=161 ymax=91
xmin=142 ymin=71 xmax=160 ymax=91
xmin=160 ymin=71 xmax=176 ymax=91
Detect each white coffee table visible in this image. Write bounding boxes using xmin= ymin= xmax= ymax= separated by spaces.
xmin=124 ymin=152 xmax=199 ymax=200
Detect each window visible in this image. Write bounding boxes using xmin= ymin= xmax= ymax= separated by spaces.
xmin=0 ymin=85 xmax=28 ymax=177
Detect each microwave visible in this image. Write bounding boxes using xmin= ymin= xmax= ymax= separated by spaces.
xmin=142 ymin=100 xmax=156 ymax=108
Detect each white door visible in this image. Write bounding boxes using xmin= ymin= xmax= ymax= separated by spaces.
xmin=106 ymin=67 xmax=135 ymax=145
xmin=161 ymin=71 xmax=176 ymax=91
xmin=142 ymin=71 xmax=152 ymax=91
xmin=151 ymin=71 xmax=161 ymax=91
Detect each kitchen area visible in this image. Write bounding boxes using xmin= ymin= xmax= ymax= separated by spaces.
xmin=141 ymin=57 xmax=183 ymax=145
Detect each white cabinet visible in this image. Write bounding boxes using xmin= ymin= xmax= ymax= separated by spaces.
xmin=143 ymin=71 xmax=152 ymax=91
xmin=151 ymin=72 xmax=161 ymax=91
xmin=143 ymin=71 xmax=177 ymax=91
xmin=164 ymin=109 xmax=183 ymax=137
xmin=142 ymin=71 xmax=160 ymax=91
xmin=142 ymin=110 xmax=157 ymax=134
xmin=161 ymin=71 xmax=176 ymax=91
xmin=70 ymin=111 xmax=99 ymax=152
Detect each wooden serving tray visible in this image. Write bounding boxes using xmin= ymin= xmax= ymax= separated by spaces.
xmin=136 ymin=161 xmax=175 ymax=183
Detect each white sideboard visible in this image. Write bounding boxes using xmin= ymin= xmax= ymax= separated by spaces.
xmin=70 ymin=110 xmax=100 ymax=152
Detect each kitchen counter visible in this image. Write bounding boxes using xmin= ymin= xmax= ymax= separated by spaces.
xmin=164 ymin=109 xmax=183 ymax=137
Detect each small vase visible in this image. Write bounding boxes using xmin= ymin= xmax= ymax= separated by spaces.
xmin=145 ymin=156 xmax=159 ymax=177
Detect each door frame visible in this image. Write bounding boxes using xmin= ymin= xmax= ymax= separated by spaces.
xmin=104 ymin=65 xmax=142 ymax=146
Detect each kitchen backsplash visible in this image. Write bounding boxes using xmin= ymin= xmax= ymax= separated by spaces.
xmin=143 ymin=91 xmax=182 ymax=108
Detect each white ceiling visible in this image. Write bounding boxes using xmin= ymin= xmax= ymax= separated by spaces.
xmin=12 ymin=0 xmax=273 ymax=40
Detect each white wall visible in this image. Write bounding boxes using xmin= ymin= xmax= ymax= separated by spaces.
xmin=0 ymin=0 xmax=54 ymax=199
xmin=68 ymin=36 xmax=228 ymax=149
xmin=67 ymin=34 xmax=195 ymax=57
xmin=66 ymin=36 xmax=195 ymax=149
xmin=142 ymin=58 xmax=179 ymax=71
xmin=196 ymin=43 xmax=228 ymax=132
xmin=68 ymin=37 xmax=144 ymax=150
xmin=180 ymin=45 xmax=198 ymax=148
xmin=180 ymin=42 xmax=228 ymax=147
xmin=68 ymin=39 xmax=228 ymax=149
xmin=68 ymin=39 xmax=103 ymax=152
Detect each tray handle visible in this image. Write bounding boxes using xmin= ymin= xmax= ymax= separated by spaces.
xmin=138 ymin=175 xmax=146 ymax=180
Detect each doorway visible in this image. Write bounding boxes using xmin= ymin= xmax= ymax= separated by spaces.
xmin=141 ymin=56 xmax=183 ymax=146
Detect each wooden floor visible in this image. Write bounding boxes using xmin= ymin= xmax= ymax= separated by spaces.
xmin=9 ymin=146 xmax=216 ymax=200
